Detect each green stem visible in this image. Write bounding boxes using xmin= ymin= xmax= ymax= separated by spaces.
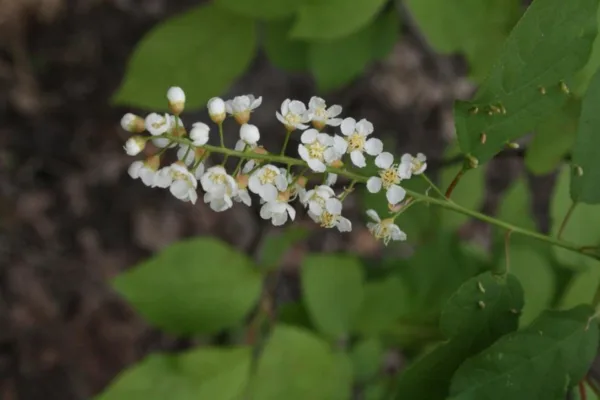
xmin=445 ymin=167 xmax=465 ymax=199
xmin=421 ymin=173 xmax=447 ymax=200
xmin=558 ymin=201 xmax=577 ymax=240
xmin=280 ymin=129 xmax=292 ymax=156
xmin=161 ymin=134 xmax=599 ymax=262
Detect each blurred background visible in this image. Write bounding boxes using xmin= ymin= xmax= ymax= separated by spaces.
xmin=0 ymin=0 xmax=571 ymax=399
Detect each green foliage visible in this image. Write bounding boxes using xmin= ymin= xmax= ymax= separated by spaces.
xmin=455 ymin=0 xmax=599 ymax=164
xmin=291 ymin=0 xmax=388 ymax=40
xmin=525 ymin=99 xmax=580 ymax=176
xmin=215 ymin=0 xmax=299 ymax=20
xmin=404 ymin=0 xmax=521 ymax=81
xmin=350 ymin=338 xmax=384 ymax=384
xmin=448 ymin=306 xmax=599 ymax=400
xmin=113 ymin=4 xmax=256 ymax=110
xmin=247 ymin=324 xmax=352 ymax=400
xmin=260 ymin=226 xmax=309 ymax=268
xmin=301 ymin=254 xmax=364 ymax=338
xmin=263 ymin=19 xmax=309 ymax=72
xmin=393 ymin=271 xmax=524 ymax=400
xmin=571 ymin=68 xmax=600 ymax=203
xmin=495 ymin=178 xmax=536 ymax=232
xmin=96 ymin=347 xmax=251 ymax=400
xmin=558 ymin=267 xmax=600 ymax=309
xmin=113 ymin=237 xmax=262 ymax=335
xmin=573 ymin=4 xmax=600 ymax=95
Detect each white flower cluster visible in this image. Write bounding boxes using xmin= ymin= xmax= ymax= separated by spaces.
xmin=120 ymin=87 xmax=428 ymax=245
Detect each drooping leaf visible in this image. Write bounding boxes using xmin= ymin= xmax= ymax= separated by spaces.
xmin=263 ymin=19 xmax=309 ymax=72
xmin=455 ymin=0 xmax=599 ymax=164
xmin=350 ymin=338 xmax=384 ymax=384
xmin=96 ymin=347 xmax=251 ymax=400
xmin=214 ymin=0 xmax=298 ymax=20
xmin=248 ymin=325 xmax=352 ymax=400
xmin=571 ymin=68 xmax=600 ymax=203
xmin=525 ymin=98 xmax=580 ymax=176
xmin=291 ymin=0 xmax=388 ymax=40
xmin=113 ymin=237 xmax=262 ymax=335
xmin=551 ymin=166 xmax=600 ymax=270
xmin=558 ymin=267 xmax=600 ymax=310
xmin=353 ymin=275 xmax=410 ymax=336
xmin=113 ymin=5 xmax=256 ymax=110
xmin=393 ymin=271 xmax=524 ymax=400
xmin=448 ymin=306 xmax=599 ymax=400
xmin=404 ymin=0 xmax=521 ymax=81
xmin=301 ymin=254 xmax=364 ymax=338
xmin=260 ymin=226 xmax=309 ymax=268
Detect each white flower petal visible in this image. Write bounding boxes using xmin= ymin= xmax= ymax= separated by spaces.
xmin=262 ymin=184 xmax=278 ymax=202
xmin=366 ymin=177 xmax=382 ymax=193
xmin=364 ymin=138 xmax=383 ymax=156
xmin=336 ymin=217 xmax=352 ymax=232
xmin=356 ymin=119 xmax=374 ymax=135
xmin=375 ymin=152 xmax=394 ymax=169
xmin=333 ymin=135 xmax=348 ymax=153
xmin=301 ymin=129 xmax=318 ymax=144
xmin=325 ymin=198 xmax=343 ymax=215
xmin=128 ymin=161 xmax=144 ymax=179
xmin=340 ymin=117 xmax=356 ymax=136
xmin=386 ymin=185 xmax=406 ymax=205
xmin=350 ymin=150 xmax=366 ymax=168
xmin=307 ymin=158 xmax=326 ymax=172
xmin=366 ymin=209 xmax=380 ymax=222
xmin=327 ymin=105 xmax=342 ymax=118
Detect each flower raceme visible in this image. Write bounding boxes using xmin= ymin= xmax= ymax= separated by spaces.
xmin=120 ymin=87 xmax=428 ymax=245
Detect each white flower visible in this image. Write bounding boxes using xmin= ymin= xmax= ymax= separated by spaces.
xmin=399 ymin=153 xmax=427 ymax=179
xmin=276 ymin=99 xmax=311 ymax=131
xmin=189 ymin=122 xmax=210 ymax=146
xmin=176 ymin=145 xmax=195 ymax=166
xmin=145 ymin=113 xmax=181 ymax=148
xmin=208 ymin=97 xmax=226 ymax=123
xmin=121 ymin=113 xmax=144 ymax=133
xmin=366 ymin=209 xmax=406 ymax=245
xmin=260 ymin=198 xmax=296 ymax=226
xmin=308 ymin=198 xmax=351 ymax=232
xmin=325 ymin=173 xmax=338 ymax=186
xmin=333 ymin=118 xmax=383 ymax=168
xmin=167 ymin=86 xmax=185 ymax=114
xmin=123 ymin=136 xmax=145 ymax=155
xmin=128 ymin=160 xmax=157 ymax=187
xmin=366 ymin=152 xmax=407 ymax=205
xmin=248 ymin=164 xmax=286 ymax=201
xmin=233 ymin=185 xmax=252 ymax=206
xmin=301 ymin=185 xmax=335 ymax=215
xmin=308 ymin=96 xmax=342 ymax=129
xmin=200 ymin=166 xmax=238 ymax=212
xmin=192 ymin=162 xmax=205 ymax=180
xmin=240 ymin=123 xmax=260 ymax=145
xmin=154 ymin=163 xmax=198 ymax=204
xmin=226 ymin=95 xmax=262 ymax=124
xmin=298 ymin=129 xmax=337 ymax=172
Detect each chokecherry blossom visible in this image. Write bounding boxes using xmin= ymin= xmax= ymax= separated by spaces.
xmin=226 ymin=95 xmax=262 ymax=124
xmin=167 ymin=86 xmax=185 ymax=114
xmin=308 ymin=198 xmax=352 ymax=232
xmin=200 ymin=166 xmax=238 ymax=211
xmin=177 ymin=145 xmax=195 ymax=166
xmin=207 ymin=97 xmax=226 ymax=124
xmin=248 ymin=164 xmax=286 ymax=201
xmin=154 ymin=163 xmax=198 ymax=204
xmin=128 ymin=159 xmax=158 ymax=187
xmin=276 ymin=99 xmax=311 ymax=131
xmin=121 ymin=113 xmax=144 ymax=133
xmin=123 ymin=136 xmax=145 ymax=156
xmin=239 ymin=123 xmax=260 ymax=146
xmin=308 ymin=96 xmax=343 ymax=130
xmin=366 ymin=209 xmax=406 ymax=245
xmin=366 ymin=152 xmax=407 ymax=205
xmin=189 ymin=122 xmax=210 ymax=146
xmin=260 ymin=180 xmax=296 ymax=226
xmin=399 ymin=153 xmax=427 ymax=179
xmin=301 ymin=185 xmax=336 ymax=215
xmin=298 ymin=129 xmax=337 ymax=172
xmin=333 ymin=118 xmax=383 ymax=168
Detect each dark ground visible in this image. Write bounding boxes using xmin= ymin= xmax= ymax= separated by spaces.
xmin=0 ymin=0 xmax=559 ymax=399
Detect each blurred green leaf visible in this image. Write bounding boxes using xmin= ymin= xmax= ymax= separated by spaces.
xmin=248 ymin=325 xmax=352 ymax=399
xmin=96 ymin=347 xmax=251 ymax=400
xmin=301 ymin=254 xmax=364 ymax=338
xmin=573 ymin=5 xmax=600 ymax=95
xmin=496 ymin=178 xmax=536 ymax=232
xmin=113 ymin=4 xmax=256 ymax=110
xmin=571 ymin=68 xmax=600 ymax=203
xmin=558 ymin=267 xmax=600 ymax=309
xmin=525 ymin=99 xmax=580 ymax=176
xmin=498 ymin=247 xmax=555 ymax=326
xmin=455 ymin=0 xmax=599 ymax=164
xmin=350 ymin=338 xmax=384 ymax=383
xmin=260 ymin=226 xmax=309 ymax=268
xmin=370 ymin=8 xmax=401 ymax=61
xmin=291 ymin=0 xmax=388 ymax=40
xmin=551 ymin=166 xmax=600 ymax=270
xmin=353 ymin=275 xmax=410 ymax=336
xmin=448 ymin=306 xmax=599 ymax=400
xmin=405 ymin=0 xmax=520 ymax=81
xmin=113 ymin=238 xmax=261 ymax=335
xmin=278 ymin=301 xmax=314 ymax=331
xmin=215 ymin=0 xmax=298 ymax=20
xmin=263 ymin=19 xmax=309 ymax=72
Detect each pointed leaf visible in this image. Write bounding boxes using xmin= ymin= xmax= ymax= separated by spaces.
xmin=215 ymin=0 xmax=299 ymax=20
xmin=559 ymin=267 xmax=600 ymax=310
xmin=263 ymin=19 xmax=309 ymax=72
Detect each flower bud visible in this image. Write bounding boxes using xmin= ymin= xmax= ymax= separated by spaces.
xmin=240 ymin=123 xmax=260 ymax=145
xmin=167 ymin=87 xmax=186 ymax=115
xmin=120 ymin=113 xmax=145 ymax=133
xmin=190 ymin=122 xmax=210 ymax=146
xmin=124 ymin=136 xmax=146 ymax=156
xmin=208 ymin=97 xmax=226 ymax=124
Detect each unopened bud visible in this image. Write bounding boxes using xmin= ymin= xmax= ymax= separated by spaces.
xmin=465 ymin=154 xmax=479 ymax=169
xmin=240 ymin=123 xmax=260 ymax=145
xmin=167 ymin=87 xmax=185 ymax=115
xmin=124 ymin=136 xmax=146 ymax=156
xmin=207 ymin=97 xmax=226 ymax=124
xmin=120 ymin=113 xmax=145 ymax=133
xmin=190 ymin=122 xmax=210 ymax=146
xmin=559 ymin=80 xmax=570 ymax=94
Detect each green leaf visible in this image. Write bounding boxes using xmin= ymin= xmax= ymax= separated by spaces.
xmin=498 ymin=247 xmax=555 ymax=326
xmin=573 ymin=5 xmax=600 ymax=95
xmin=113 ymin=5 xmax=256 ymax=110
xmin=248 ymin=325 xmax=352 ymax=400
xmin=113 ymin=237 xmax=262 ymax=335
xmin=571 ymin=68 xmax=600 ymax=203
xmin=291 ymin=0 xmax=388 ymax=40
xmin=263 ymin=19 xmax=309 ymax=72
xmin=559 ymin=267 xmax=600 ymax=309
xmin=215 ymin=0 xmax=298 ymax=20
xmin=455 ymin=0 xmax=599 ymax=164
xmin=525 ymin=98 xmax=580 ymax=176
xmin=260 ymin=226 xmax=309 ymax=268
xmin=278 ymin=301 xmax=314 ymax=331
xmin=448 ymin=306 xmax=600 ymax=400
xmin=350 ymin=338 xmax=384 ymax=383
xmin=496 ymin=178 xmax=536 ymax=232
xmin=96 ymin=346 xmax=251 ymax=400
xmin=370 ymin=8 xmax=401 ymax=61
xmin=301 ymin=254 xmax=364 ymax=338
xmin=404 ymin=0 xmax=520 ymax=81
xmin=353 ymin=275 xmax=410 ymax=336
xmin=551 ymin=166 xmax=600 ymax=270
xmin=394 ymin=271 xmax=523 ymax=400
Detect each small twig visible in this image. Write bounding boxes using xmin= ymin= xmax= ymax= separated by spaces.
xmin=444 ymin=167 xmax=465 ymax=199
xmin=558 ymin=201 xmax=578 ymax=240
